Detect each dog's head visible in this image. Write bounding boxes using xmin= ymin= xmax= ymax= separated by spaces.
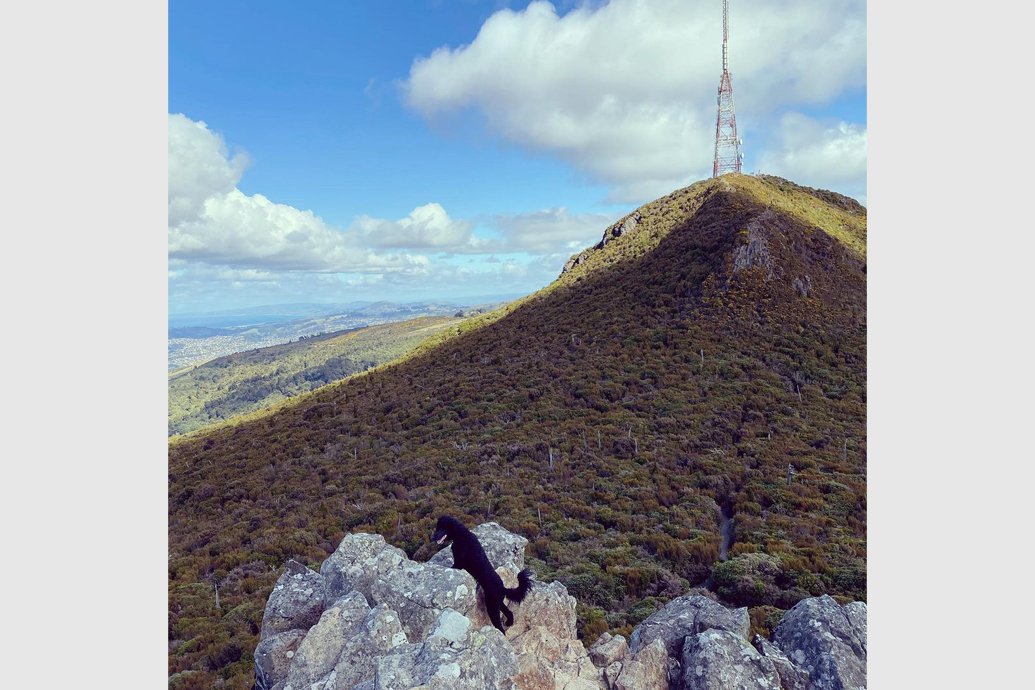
xmin=432 ymin=515 xmax=462 ymax=545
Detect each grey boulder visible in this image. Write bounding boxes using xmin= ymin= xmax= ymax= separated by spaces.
xmin=371 ymin=609 xmax=519 ymax=690
xmin=613 ymin=638 xmax=669 ymax=690
xmin=752 ymin=635 xmax=808 ymax=690
xmin=254 ymin=629 xmax=306 ymax=690
xmin=629 ymin=594 xmax=750 ymax=659
xmin=772 ymin=595 xmax=866 ymax=690
xmin=589 ymin=632 xmax=628 ymax=668
xmin=319 ymin=533 xmax=407 ymax=607
xmin=681 ymin=629 xmax=782 ymax=690
xmin=281 ymin=590 xmax=371 ymax=689
xmin=260 ymin=559 xmax=326 ymax=641
xmin=369 ymin=558 xmax=479 ymax=640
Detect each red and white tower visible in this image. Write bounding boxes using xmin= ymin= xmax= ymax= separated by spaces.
xmin=712 ymin=0 xmax=742 ymax=177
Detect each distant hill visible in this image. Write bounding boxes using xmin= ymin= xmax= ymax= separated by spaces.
xmin=167 ymin=302 xmax=486 ymax=371
xmin=168 ymin=326 xmax=241 ymax=339
xmin=168 ymin=316 xmax=462 ymax=437
xmin=168 ymin=174 xmax=866 ymax=688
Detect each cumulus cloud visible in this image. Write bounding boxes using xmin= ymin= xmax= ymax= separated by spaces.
xmin=486 ymin=207 xmax=615 ymax=254
xmin=403 ymin=0 xmax=865 ymax=201
xmin=348 ymin=202 xmax=615 ymax=258
xmin=353 ymin=203 xmax=476 ymax=249
xmin=168 ymin=114 xmax=250 ymax=227
xmin=168 ymin=113 xmax=427 ymax=274
xmin=168 ymin=113 xmax=620 ymax=309
xmin=755 ymin=113 xmax=867 ymax=202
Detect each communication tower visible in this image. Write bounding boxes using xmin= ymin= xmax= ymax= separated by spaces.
xmin=712 ymin=0 xmax=742 ymax=177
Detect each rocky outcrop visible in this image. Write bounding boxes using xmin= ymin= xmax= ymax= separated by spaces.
xmin=254 ymin=524 xmax=866 ymax=690
xmin=260 ymin=559 xmax=326 ymax=641
xmin=319 ymin=533 xmax=408 ymax=607
xmin=254 ymin=629 xmax=306 ymax=690
xmin=613 ymin=638 xmax=669 ymax=690
xmin=681 ymin=629 xmax=781 ymax=690
xmin=771 ymin=595 xmax=867 ymax=690
xmin=753 ymin=635 xmax=809 ymax=690
xmin=629 ymin=594 xmax=750 ymax=657
xmin=731 ymin=210 xmax=776 ymax=280
xmin=561 ymin=211 xmax=643 ymax=275
xmin=598 ymin=212 xmax=642 ymax=250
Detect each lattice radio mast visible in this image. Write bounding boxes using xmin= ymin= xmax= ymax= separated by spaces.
xmin=712 ymin=0 xmax=742 ymax=177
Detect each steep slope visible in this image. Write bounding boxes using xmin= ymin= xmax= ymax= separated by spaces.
xmin=168 ymin=174 xmax=866 ymax=689
xmin=168 ymin=316 xmax=461 ymax=437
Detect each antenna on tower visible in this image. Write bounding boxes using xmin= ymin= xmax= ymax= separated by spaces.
xmin=712 ymin=0 xmax=742 ymax=177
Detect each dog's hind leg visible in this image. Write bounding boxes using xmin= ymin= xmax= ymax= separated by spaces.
xmin=501 ymin=602 xmax=514 ymax=627
xmin=485 ymin=592 xmax=506 ymax=633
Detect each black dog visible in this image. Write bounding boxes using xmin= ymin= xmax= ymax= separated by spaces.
xmin=432 ymin=515 xmax=534 ymax=633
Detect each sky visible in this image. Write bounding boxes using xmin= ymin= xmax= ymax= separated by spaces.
xmin=169 ymin=0 xmax=866 ymax=315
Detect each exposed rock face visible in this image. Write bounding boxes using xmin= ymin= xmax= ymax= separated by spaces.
xmin=254 ymin=525 xmax=867 ymax=690
xmin=613 ymin=638 xmax=669 ymax=690
xmin=842 ymin=602 xmax=867 ymax=655
xmin=629 ymin=594 xmax=750 ymax=658
xmin=371 ymin=610 xmax=519 ymax=690
xmin=598 ymin=212 xmax=642 ymax=249
xmin=562 ymin=252 xmax=588 ymax=274
xmin=254 ymin=629 xmax=305 ymax=690
xmin=731 ymin=210 xmax=776 ymax=280
xmin=319 ymin=533 xmax=407 ymax=607
xmin=589 ymin=632 xmax=628 ymax=668
xmin=282 ymin=590 xmax=375 ymax=689
xmin=369 ymin=558 xmax=478 ymax=639
xmin=255 ymin=523 xmax=606 ymax=690
xmin=260 ymin=559 xmax=326 ymax=641
xmin=681 ymin=629 xmax=781 ymax=690
xmin=771 ymin=596 xmax=867 ymax=690
xmin=753 ymin=635 xmax=809 ymax=690
xmin=508 ymin=578 xmax=605 ymax=690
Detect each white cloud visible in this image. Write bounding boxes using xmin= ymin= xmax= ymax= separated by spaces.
xmin=403 ymin=0 xmax=865 ymax=201
xmin=168 ymin=113 xmax=427 ymax=274
xmin=168 ymin=114 xmax=619 ymax=309
xmin=353 ymin=203 xmax=476 ymax=249
xmin=487 ymin=207 xmax=615 ymax=254
xmin=755 ymin=113 xmax=867 ymax=201
xmin=350 ymin=203 xmax=616 ymax=258
xmin=168 ymin=113 xmax=249 ymax=227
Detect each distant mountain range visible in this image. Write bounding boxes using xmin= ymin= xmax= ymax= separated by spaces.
xmin=169 ymin=297 xmax=525 ymax=331
xmin=168 ymin=300 xmax=508 ymax=371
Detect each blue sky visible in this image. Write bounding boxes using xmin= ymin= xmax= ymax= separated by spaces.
xmin=169 ymin=0 xmax=866 ymax=314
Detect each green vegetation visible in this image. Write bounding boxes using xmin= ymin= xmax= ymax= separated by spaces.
xmin=168 ymin=174 xmax=866 ymax=689
xmin=168 ymin=316 xmax=460 ymax=436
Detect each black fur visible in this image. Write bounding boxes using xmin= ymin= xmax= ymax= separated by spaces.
xmin=432 ymin=515 xmax=534 ymax=633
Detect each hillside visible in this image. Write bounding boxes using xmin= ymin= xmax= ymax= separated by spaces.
xmin=168 ymin=316 xmax=461 ymax=436
xmin=168 ymin=174 xmax=866 ymax=689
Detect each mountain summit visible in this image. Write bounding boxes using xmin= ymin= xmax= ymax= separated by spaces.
xmin=169 ymin=174 xmax=866 ymax=688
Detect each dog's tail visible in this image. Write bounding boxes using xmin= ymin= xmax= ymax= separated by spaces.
xmin=504 ymin=568 xmax=535 ymax=603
